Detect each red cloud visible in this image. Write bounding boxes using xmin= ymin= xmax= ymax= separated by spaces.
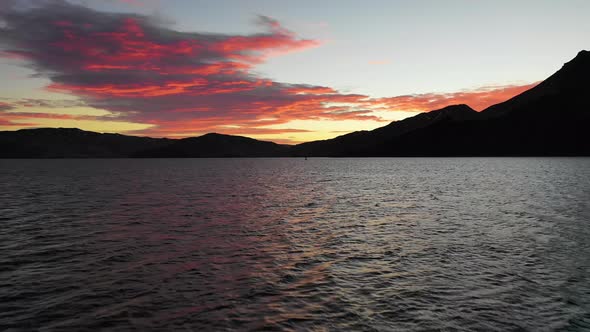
xmin=43 ymin=15 xmax=319 ymax=100
xmin=0 ymin=50 xmax=30 ymax=60
xmin=373 ymin=83 xmax=539 ymax=112
xmin=0 ymin=102 xmax=13 ymax=111
xmin=0 ymin=2 xmax=538 ymax=141
xmin=0 ymin=111 xmax=95 ymax=127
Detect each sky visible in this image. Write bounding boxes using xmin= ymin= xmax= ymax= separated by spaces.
xmin=0 ymin=0 xmax=588 ymax=144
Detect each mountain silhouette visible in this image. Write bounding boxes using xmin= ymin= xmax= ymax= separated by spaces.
xmin=483 ymin=50 xmax=589 ymax=118
xmin=292 ymin=50 xmax=589 ymax=156
xmin=1 ymin=50 xmax=588 ymax=158
xmin=0 ymin=128 xmax=169 ymax=158
xmin=291 ymin=104 xmax=479 ymax=156
xmin=133 ymin=133 xmax=289 ymax=157
xmin=0 ymin=129 xmax=287 ymax=158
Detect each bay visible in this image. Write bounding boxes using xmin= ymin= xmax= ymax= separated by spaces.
xmin=1 ymin=158 xmax=589 ymax=331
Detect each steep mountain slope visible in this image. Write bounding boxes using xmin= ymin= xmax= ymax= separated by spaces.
xmin=483 ymin=50 xmax=590 ymax=118
xmin=291 ymin=104 xmax=479 ymax=156
xmin=294 ymin=50 xmax=590 ymax=156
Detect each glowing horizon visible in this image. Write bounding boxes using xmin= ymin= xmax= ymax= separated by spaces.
xmin=0 ymin=0 xmax=587 ymax=144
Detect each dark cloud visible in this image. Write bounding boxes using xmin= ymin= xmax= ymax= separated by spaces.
xmin=0 ymin=97 xmax=87 ymax=108
xmin=0 ymin=0 xmax=375 ymax=135
xmin=0 ymin=101 xmax=14 ymax=111
xmin=0 ymin=1 xmax=536 ymax=138
xmin=1 ymin=0 xmax=361 ymax=135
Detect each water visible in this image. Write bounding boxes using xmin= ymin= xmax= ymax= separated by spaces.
xmin=1 ymin=158 xmax=590 ymax=331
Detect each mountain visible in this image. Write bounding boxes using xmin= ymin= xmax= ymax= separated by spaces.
xmin=291 ymin=104 xmax=479 ymax=156
xmin=133 ymin=133 xmax=289 ymax=157
xmin=0 ymin=128 xmax=170 ymax=158
xmin=0 ymin=128 xmax=288 ymax=158
xmin=483 ymin=50 xmax=589 ymax=118
xmin=291 ymin=50 xmax=590 ymax=156
xmin=467 ymin=50 xmax=590 ymax=155
xmin=1 ymin=50 xmax=589 ymax=157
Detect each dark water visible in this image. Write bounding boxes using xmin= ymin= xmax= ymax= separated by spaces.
xmin=1 ymin=158 xmax=590 ymax=331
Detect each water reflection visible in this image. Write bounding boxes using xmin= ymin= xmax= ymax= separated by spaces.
xmin=1 ymin=158 xmax=590 ymax=330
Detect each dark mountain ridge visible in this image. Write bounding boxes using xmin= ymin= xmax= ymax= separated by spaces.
xmin=293 ymin=50 xmax=590 ymax=156
xmin=0 ymin=128 xmax=170 ymax=158
xmin=482 ymin=50 xmax=589 ymax=118
xmin=1 ymin=50 xmax=589 ymax=158
xmin=0 ymin=129 xmax=288 ymax=158
xmin=290 ymin=104 xmax=479 ymax=156
xmin=133 ymin=132 xmax=290 ymax=158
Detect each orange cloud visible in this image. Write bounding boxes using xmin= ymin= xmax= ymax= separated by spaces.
xmin=373 ymin=83 xmax=539 ymax=112
xmin=0 ymin=111 xmax=82 ymax=127
xmin=0 ymin=102 xmax=13 ymax=111
xmin=0 ymin=2 xmax=538 ymax=141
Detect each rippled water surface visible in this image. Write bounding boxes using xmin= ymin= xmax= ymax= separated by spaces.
xmin=1 ymin=158 xmax=590 ymax=331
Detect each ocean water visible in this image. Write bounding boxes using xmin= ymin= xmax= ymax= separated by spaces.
xmin=1 ymin=158 xmax=590 ymax=331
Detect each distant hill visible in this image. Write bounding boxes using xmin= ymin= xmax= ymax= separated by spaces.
xmin=1 ymin=50 xmax=589 ymax=158
xmin=0 ymin=128 xmax=170 ymax=158
xmin=0 ymin=129 xmax=288 ymax=158
xmin=133 ymin=133 xmax=289 ymax=157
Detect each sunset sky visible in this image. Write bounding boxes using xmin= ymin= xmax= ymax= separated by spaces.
xmin=0 ymin=0 xmax=588 ymax=143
